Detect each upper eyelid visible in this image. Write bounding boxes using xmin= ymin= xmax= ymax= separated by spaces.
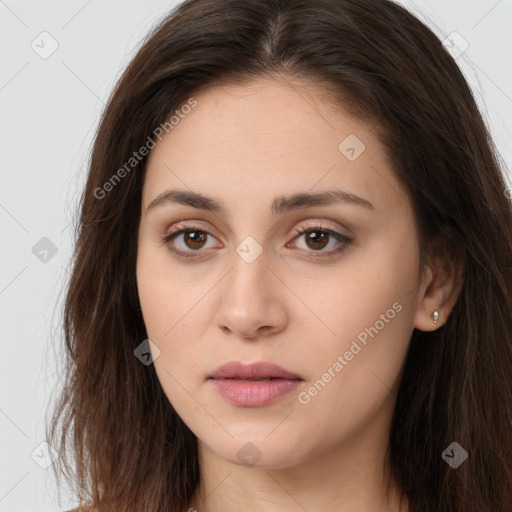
xmin=169 ymin=225 xmax=221 ymax=242
xmin=166 ymin=219 xmax=350 ymax=238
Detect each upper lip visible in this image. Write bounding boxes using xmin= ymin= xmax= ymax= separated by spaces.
xmin=209 ymin=361 xmax=303 ymax=380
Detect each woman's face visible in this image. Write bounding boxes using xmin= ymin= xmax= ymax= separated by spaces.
xmin=136 ymin=77 xmax=428 ymax=469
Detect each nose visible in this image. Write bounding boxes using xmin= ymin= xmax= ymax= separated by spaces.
xmin=214 ymin=246 xmax=288 ymax=340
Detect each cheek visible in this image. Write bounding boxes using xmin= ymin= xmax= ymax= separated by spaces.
xmin=291 ymin=233 xmax=418 ymax=413
xmin=136 ymin=253 xmax=204 ymax=414
xmin=137 ymin=240 xmax=210 ymax=335
xmin=292 ymin=228 xmax=418 ymax=342
xmin=136 ymin=244 xmax=208 ymax=377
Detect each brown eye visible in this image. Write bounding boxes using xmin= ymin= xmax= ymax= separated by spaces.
xmin=303 ymin=230 xmax=330 ymax=251
xmin=181 ymin=230 xmax=208 ymax=250
xmin=289 ymin=224 xmax=353 ymax=259
xmin=162 ymin=223 xmax=352 ymax=261
xmin=162 ymin=226 xmax=220 ymax=259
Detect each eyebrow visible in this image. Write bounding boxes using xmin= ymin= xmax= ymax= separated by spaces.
xmin=146 ymin=188 xmax=375 ymax=215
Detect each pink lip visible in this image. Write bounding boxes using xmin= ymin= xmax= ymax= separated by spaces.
xmin=208 ymin=361 xmax=303 ymax=407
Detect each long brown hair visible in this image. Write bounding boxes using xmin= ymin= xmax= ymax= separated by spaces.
xmin=46 ymin=1 xmax=512 ymax=510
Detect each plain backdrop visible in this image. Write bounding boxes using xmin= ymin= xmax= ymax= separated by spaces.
xmin=0 ymin=0 xmax=511 ymax=510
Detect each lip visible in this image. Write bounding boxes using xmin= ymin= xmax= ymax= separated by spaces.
xmin=209 ymin=361 xmax=303 ymax=380
xmin=208 ymin=361 xmax=304 ymax=407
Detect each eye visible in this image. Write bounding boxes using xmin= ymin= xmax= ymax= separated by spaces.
xmin=287 ymin=223 xmax=352 ymax=259
xmin=162 ymin=224 xmax=220 ymax=259
xmin=161 ymin=222 xmax=353 ymax=260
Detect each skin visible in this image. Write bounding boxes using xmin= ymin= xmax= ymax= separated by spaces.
xmin=136 ymin=75 xmax=462 ymax=512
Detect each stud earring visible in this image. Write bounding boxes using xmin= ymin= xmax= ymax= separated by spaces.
xmin=432 ymin=309 xmax=439 ymax=324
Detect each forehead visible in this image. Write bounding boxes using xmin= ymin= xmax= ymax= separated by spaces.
xmin=141 ymin=77 xmax=406 ymax=217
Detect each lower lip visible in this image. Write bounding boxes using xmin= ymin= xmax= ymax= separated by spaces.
xmin=209 ymin=378 xmax=302 ymax=407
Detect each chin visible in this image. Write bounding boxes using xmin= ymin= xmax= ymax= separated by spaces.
xmin=197 ymin=429 xmax=312 ymax=470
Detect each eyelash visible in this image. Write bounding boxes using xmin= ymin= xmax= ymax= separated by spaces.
xmin=161 ymin=222 xmax=352 ymax=260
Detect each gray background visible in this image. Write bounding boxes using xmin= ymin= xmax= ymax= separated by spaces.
xmin=0 ymin=0 xmax=510 ymax=511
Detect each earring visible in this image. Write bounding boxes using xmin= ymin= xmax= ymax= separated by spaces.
xmin=432 ymin=309 xmax=439 ymax=324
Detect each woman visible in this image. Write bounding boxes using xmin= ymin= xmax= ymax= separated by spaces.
xmin=47 ymin=0 xmax=512 ymax=511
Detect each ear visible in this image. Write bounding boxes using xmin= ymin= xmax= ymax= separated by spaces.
xmin=413 ymin=241 xmax=465 ymax=332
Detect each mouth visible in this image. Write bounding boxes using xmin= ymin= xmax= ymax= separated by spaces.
xmin=221 ymin=377 xmax=289 ymax=381
xmin=208 ymin=360 xmax=304 ymax=381
xmin=208 ymin=361 xmax=304 ymax=407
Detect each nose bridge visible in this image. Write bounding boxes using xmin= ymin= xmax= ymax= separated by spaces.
xmin=228 ymin=235 xmax=269 ymax=301
xmin=214 ymin=234 xmax=286 ymax=338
